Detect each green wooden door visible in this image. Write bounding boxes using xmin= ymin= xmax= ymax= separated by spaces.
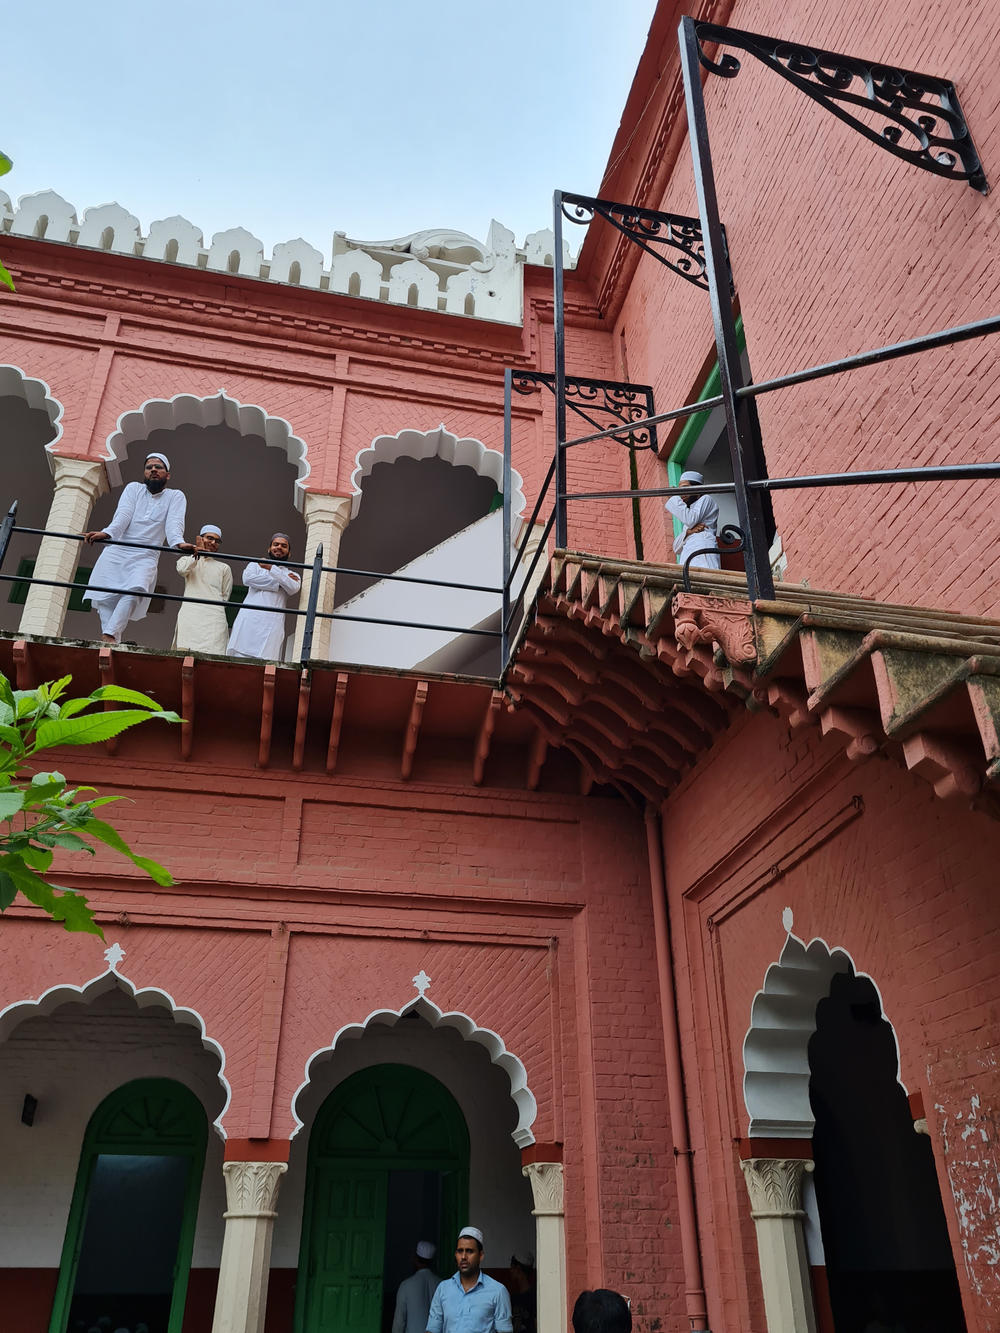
xmin=297 ymin=1064 xmax=470 ymax=1333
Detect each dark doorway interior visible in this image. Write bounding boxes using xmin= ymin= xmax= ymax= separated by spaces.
xmin=381 ymin=1170 xmax=445 ymax=1333
xmin=808 ymin=970 xmax=966 ymax=1333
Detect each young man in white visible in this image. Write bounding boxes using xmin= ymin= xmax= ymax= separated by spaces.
xmin=173 ymin=524 xmax=233 ymax=655
xmin=226 ymin=531 xmax=301 ymax=660
xmin=664 ymin=468 xmax=721 ymax=571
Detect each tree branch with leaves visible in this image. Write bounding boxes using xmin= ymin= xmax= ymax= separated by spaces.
xmin=0 ymin=150 xmax=13 ymax=292
xmin=0 ymin=672 xmax=180 ymax=937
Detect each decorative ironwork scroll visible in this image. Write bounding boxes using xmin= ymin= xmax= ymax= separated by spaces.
xmin=560 ymin=191 xmax=722 ymax=291
xmin=693 ymin=21 xmax=987 ymax=194
xmin=513 ymin=370 xmax=658 ymax=452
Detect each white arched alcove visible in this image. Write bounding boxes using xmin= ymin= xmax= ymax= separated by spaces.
xmin=743 ymin=927 xmax=906 ymax=1138
xmin=291 ymin=992 xmax=537 ymax=1147
xmin=349 ymin=424 xmax=526 ymax=521
xmin=0 ymin=362 xmax=65 ymax=450
xmin=0 ymin=944 xmax=232 ymax=1138
xmin=103 ymin=389 xmax=311 ymax=508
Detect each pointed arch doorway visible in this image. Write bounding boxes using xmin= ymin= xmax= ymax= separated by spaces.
xmin=295 ymin=1063 xmax=470 ymax=1333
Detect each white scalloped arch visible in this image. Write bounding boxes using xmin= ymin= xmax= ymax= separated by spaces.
xmin=103 ymin=389 xmax=311 ymax=508
xmin=350 ymin=425 xmax=525 ymax=520
xmin=743 ymin=931 xmax=906 ymax=1139
xmin=0 ymin=363 xmax=65 ymax=452
xmin=291 ymin=993 xmax=537 ymax=1147
xmin=0 ymin=958 xmax=232 ymax=1139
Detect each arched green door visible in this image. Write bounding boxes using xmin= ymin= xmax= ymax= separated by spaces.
xmin=296 ymin=1064 xmax=470 ymax=1333
xmin=49 ymin=1077 xmax=208 ymax=1333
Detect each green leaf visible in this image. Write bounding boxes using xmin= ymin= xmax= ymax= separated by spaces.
xmin=0 ymin=724 xmax=24 ymax=748
xmin=44 ymin=832 xmax=94 ymax=854
xmin=0 ymin=789 xmax=25 ymax=819
xmin=0 ymin=259 xmax=13 ymax=294
xmin=0 ymin=869 xmax=16 ymax=910
xmin=0 ymin=151 xmax=11 ymax=177
xmin=22 ymin=771 xmax=68 ymax=805
xmin=35 ymin=708 xmax=181 ymax=749
xmin=0 ymin=857 xmax=103 ymax=936
xmin=21 ymin=845 xmax=53 ymax=871
xmin=79 ymin=817 xmax=174 ymax=886
xmin=88 ymin=685 xmax=170 ymax=710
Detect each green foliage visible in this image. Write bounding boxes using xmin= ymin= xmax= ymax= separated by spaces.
xmin=0 ymin=150 xmax=12 ymax=292
xmin=0 ymin=672 xmax=181 ymax=937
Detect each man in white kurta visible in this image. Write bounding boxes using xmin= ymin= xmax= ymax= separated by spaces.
xmin=664 ymin=468 xmax=722 ymax=571
xmin=172 ymin=524 xmax=233 ymax=655
xmin=84 ymin=453 xmax=191 ymax=642
xmin=227 ymin=532 xmax=301 ymax=661
xmin=392 ymin=1242 xmax=439 ymax=1333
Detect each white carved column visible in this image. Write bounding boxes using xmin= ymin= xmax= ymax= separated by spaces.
xmin=522 ymin=1161 xmax=566 ymax=1333
xmin=211 ymin=1160 xmax=287 ymax=1333
xmin=19 ymin=457 xmax=107 ymax=637
xmin=741 ymin=1158 xmax=818 ymax=1333
xmin=514 ymin=519 xmax=548 ymax=607
xmin=292 ymin=491 xmax=352 ymax=659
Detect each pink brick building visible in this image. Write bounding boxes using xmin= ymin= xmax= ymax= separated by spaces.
xmin=1 ymin=4 xmax=999 ymax=1333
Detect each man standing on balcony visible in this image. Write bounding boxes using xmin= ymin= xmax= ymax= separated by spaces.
xmin=83 ymin=453 xmax=192 ymax=644
xmin=665 ymin=469 xmax=721 ymax=572
xmin=227 ymin=532 xmax=301 ymax=661
xmin=172 ymin=524 xmax=233 ymax=655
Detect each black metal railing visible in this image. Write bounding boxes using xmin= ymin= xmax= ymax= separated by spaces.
xmin=0 ymin=508 xmax=505 ymax=669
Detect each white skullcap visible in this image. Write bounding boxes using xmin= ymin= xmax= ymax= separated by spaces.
xmin=146 ymin=452 xmax=170 ymax=470
xmin=458 ymin=1226 xmax=484 ymax=1246
xmin=200 ymin=524 xmax=222 ymax=537
xmin=679 ymin=469 xmax=703 ymax=484
xmin=416 ymin=1240 xmax=436 ymax=1260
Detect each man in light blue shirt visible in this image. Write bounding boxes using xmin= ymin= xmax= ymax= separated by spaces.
xmin=426 ymin=1227 xmax=513 ymax=1333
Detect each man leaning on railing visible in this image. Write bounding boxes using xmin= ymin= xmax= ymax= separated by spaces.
xmin=82 ymin=452 xmax=193 ymax=643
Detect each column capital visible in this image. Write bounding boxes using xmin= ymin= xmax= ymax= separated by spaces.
xmin=50 ymin=454 xmax=108 ymax=496
xmin=741 ymin=1157 xmax=814 ymax=1220
xmin=222 ymin=1159 xmax=288 ymax=1219
xmin=522 ymin=1160 xmax=564 ymax=1216
xmin=302 ymin=490 xmax=353 ymax=530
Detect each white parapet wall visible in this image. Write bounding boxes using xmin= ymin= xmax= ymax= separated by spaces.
xmin=4 ymin=190 xmax=578 ymax=327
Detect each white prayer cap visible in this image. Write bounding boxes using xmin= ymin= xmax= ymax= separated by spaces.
xmin=458 ymin=1226 xmax=484 ymax=1246
xmin=146 ymin=452 xmax=170 ymax=470
xmin=200 ymin=524 xmax=222 ymax=537
xmin=679 ymin=469 xmax=703 ymax=484
xmin=416 ymin=1241 xmax=436 ymax=1260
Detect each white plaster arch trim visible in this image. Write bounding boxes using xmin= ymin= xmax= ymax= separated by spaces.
xmin=0 ymin=363 xmax=65 ymax=452
xmin=0 ymin=947 xmax=232 ymax=1139
xmin=290 ymin=993 xmax=538 ymax=1147
xmin=350 ymin=425 xmax=525 ymax=521
xmin=103 ymin=389 xmax=311 ymax=508
xmin=743 ymin=929 xmax=907 ymax=1139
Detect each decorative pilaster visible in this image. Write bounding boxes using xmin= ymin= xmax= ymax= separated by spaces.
xmin=292 ymin=491 xmax=352 ymax=660
xmin=19 ymin=457 xmax=107 ymax=637
xmin=211 ymin=1160 xmax=287 ymax=1333
xmin=522 ymin=1161 xmax=566 ymax=1333
xmin=740 ymin=1158 xmax=817 ymax=1333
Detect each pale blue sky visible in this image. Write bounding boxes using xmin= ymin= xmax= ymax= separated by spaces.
xmin=5 ymin=1 xmax=657 ymax=254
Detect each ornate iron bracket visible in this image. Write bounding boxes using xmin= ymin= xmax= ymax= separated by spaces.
xmin=513 ymin=370 xmax=658 ymax=452
xmin=693 ymin=21 xmax=987 ymax=194
xmin=682 ymin=523 xmax=745 ymax=593
xmin=559 ymin=190 xmax=727 ymax=291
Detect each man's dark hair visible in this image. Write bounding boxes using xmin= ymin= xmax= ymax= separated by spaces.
xmin=572 ymin=1289 xmax=631 ymax=1333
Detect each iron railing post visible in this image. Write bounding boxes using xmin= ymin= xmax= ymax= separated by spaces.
xmin=0 ymin=500 xmax=17 ymax=572
xmin=502 ymin=368 xmax=513 ymax=666
xmin=679 ymin=15 xmax=775 ymax=601
xmin=301 ymin=542 xmax=323 ymax=661
xmin=553 ymin=191 xmax=569 ymax=550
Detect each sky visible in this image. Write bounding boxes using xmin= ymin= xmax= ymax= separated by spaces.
xmin=4 ymin=1 xmax=658 ymax=256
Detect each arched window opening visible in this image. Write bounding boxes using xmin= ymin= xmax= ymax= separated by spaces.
xmin=288 ymin=261 xmax=302 ymax=286
xmin=49 ymin=1077 xmax=208 ymax=1333
xmin=227 ymin=249 xmax=241 ymax=274
xmin=348 ymin=271 xmax=362 ymax=298
xmin=407 ymin=282 xmax=420 ymax=307
xmin=463 ymin=293 xmax=476 ymax=316
xmin=163 ymin=238 xmax=179 ymax=263
xmin=34 ymin=214 xmax=49 ymax=240
xmin=1 ymin=388 xmax=60 ymax=636
xmin=808 ymin=971 xmax=967 ymax=1333
xmin=99 ymin=227 xmax=115 ymax=251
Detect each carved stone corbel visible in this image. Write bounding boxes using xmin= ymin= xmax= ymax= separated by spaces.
xmin=672 ymin=593 xmax=757 ymax=669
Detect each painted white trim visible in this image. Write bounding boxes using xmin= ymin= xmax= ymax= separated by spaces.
xmin=290 ymin=994 xmax=538 ymax=1147
xmin=349 ymin=425 xmax=526 ymax=521
xmin=101 ymin=389 xmax=311 ymax=508
xmin=0 ymin=950 xmax=232 ymax=1139
xmin=743 ymin=928 xmax=907 ymax=1139
xmin=0 ymin=363 xmax=65 ymax=458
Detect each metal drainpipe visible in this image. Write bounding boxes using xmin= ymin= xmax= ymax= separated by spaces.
xmin=644 ymin=806 xmax=711 ymax=1332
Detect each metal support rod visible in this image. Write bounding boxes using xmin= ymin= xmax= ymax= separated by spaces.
xmin=505 ymin=455 xmax=557 ymax=592
xmin=680 ymin=14 xmax=774 ymax=602
xmin=502 ymin=368 xmax=513 ymax=664
xmin=0 ymin=500 xmax=17 ymax=572
xmin=301 ymin=543 xmax=323 ymax=661
xmin=553 ymin=190 xmax=569 ymax=549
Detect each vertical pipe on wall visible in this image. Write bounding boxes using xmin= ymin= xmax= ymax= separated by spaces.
xmin=552 ymin=191 xmax=568 ymax=550
xmin=644 ymin=806 xmax=711 ymax=1332
xmin=502 ymin=368 xmax=513 ymax=667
